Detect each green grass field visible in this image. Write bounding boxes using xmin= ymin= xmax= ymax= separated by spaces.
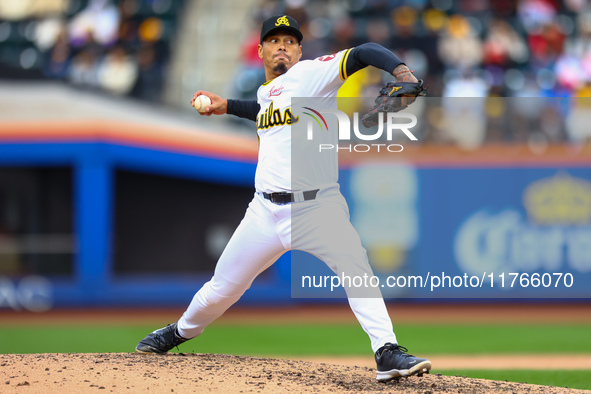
xmin=437 ymin=370 xmax=591 ymax=391
xmin=1 ymin=322 xmax=589 ymax=390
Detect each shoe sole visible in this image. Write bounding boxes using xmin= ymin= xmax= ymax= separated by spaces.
xmin=376 ymin=360 xmax=432 ymax=382
xmin=135 ymin=345 xmax=169 ymax=354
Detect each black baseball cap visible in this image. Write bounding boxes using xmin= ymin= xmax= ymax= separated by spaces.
xmin=260 ymin=15 xmax=303 ymax=44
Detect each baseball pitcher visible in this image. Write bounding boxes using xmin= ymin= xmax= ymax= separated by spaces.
xmin=136 ymin=15 xmax=430 ymax=382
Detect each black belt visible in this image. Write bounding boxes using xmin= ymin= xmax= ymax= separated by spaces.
xmin=262 ymin=189 xmax=319 ymax=205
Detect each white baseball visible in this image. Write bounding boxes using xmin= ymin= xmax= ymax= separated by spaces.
xmin=194 ymin=95 xmax=212 ymax=113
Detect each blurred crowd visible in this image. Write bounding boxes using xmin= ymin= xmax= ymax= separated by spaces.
xmin=1 ymin=0 xmax=590 ymax=145
xmin=239 ymin=0 xmax=591 ymax=98
xmin=0 ymin=0 xmax=181 ymax=102
xmin=231 ymin=0 xmax=591 ymax=145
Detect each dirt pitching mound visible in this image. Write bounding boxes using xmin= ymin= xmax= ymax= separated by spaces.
xmin=0 ymin=353 xmax=587 ymax=393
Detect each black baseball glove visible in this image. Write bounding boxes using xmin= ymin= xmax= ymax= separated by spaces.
xmin=361 ymin=80 xmax=426 ymax=128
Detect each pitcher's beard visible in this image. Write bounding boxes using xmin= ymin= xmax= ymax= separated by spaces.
xmin=273 ymin=63 xmax=288 ymax=75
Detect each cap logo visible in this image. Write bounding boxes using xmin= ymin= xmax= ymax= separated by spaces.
xmin=275 ymin=16 xmax=290 ymax=27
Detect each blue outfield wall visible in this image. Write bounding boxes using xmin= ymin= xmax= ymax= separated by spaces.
xmin=294 ymin=165 xmax=591 ymax=300
xmin=1 ymin=142 xmax=590 ymax=309
xmin=0 ymin=141 xmax=279 ymax=309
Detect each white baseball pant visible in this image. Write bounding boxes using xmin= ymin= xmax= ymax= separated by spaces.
xmin=177 ymin=185 xmax=397 ymax=352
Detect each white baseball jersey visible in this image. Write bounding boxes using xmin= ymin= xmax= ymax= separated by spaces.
xmin=254 ymin=49 xmax=353 ymax=193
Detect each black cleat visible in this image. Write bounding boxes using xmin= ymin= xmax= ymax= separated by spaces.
xmin=135 ymin=322 xmax=188 ymax=354
xmin=375 ymin=343 xmax=431 ymax=382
